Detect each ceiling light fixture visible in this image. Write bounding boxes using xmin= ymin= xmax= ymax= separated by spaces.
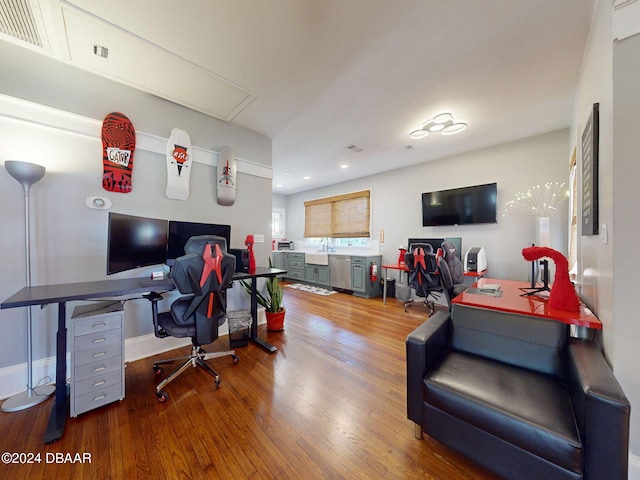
xmin=409 ymin=112 xmax=467 ymax=139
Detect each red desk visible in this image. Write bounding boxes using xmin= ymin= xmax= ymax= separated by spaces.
xmin=451 ymin=278 xmax=601 ymax=330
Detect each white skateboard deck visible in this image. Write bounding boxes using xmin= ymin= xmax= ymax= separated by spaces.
xmin=165 ymin=128 xmax=192 ymax=200
xmin=217 ymin=145 xmax=236 ymax=206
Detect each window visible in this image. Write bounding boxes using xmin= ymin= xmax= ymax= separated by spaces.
xmin=568 ymin=148 xmax=578 ymax=278
xmin=272 ymin=207 xmax=286 ymax=240
xmin=304 ymin=189 xmax=370 ymax=238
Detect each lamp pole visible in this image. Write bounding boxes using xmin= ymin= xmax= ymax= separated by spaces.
xmin=2 ymin=160 xmax=55 ymax=412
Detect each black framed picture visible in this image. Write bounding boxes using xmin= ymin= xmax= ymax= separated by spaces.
xmin=581 ymin=103 xmax=599 ymax=236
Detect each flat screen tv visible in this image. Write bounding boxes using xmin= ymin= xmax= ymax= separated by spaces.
xmin=421 ymin=183 xmax=497 ymax=226
xmin=107 ymin=213 xmax=168 ymax=275
xmin=166 ymin=220 xmax=231 ymax=266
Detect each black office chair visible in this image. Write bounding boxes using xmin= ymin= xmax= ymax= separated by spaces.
xmin=435 ymin=257 xmax=465 ymax=311
xmin=145 ymin=235 xmax=238 ymax=402
xmin=404 ymin=243 xmax=443 ymax=315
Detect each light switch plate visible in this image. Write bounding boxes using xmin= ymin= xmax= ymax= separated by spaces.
xmin=254 ymin=234 xmax=265 ymax=243
xmin=600 ymin=223 xmax=608 ymax=244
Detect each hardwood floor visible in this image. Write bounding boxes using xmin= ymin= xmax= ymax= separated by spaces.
xmin=0 ymin=284 xmax=499 ymax=479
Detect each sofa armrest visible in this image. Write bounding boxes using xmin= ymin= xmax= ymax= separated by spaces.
xmin=406 ymin=311 xmax=451 ymax=424
xmin=568 ymin=339 xmax=630 ymax=480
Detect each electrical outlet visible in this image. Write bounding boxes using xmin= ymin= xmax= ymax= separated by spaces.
xmin=254 ymin=234 xmax=265 ymax=243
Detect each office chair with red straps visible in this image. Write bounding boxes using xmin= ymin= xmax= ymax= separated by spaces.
xmin=145 ymin=235 xmax=238 ymax=402
xmin=404 ymin=243 xmax=443 ymax=315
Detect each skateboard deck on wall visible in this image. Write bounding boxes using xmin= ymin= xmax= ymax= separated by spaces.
xmin=217 ymin=145 xmax=236 ymax=206
xmin=165 ymin=128 xmax=193 ymax=200
xmin=102 ymin=112 xmax=136 ymax=193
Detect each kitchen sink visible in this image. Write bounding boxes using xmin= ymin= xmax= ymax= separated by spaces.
xmin=305 ymin=252 xmax=329 ymax=265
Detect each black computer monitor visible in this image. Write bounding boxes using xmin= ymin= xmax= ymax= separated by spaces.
xmin=107 ymin=213 xmax=168 ymax=275
xmin=166 ymin=220 xmax=231 ymax=266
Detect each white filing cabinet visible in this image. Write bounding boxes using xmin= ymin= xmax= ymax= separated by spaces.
xmin=70 ymin=301 xmax=125 ymax=417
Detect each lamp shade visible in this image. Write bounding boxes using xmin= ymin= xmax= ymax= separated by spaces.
xmin=5 ymin=161 xmax=46 ymax=191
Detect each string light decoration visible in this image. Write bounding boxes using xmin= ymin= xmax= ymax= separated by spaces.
xmin=503 ymin=182 xmax=568 ymax=217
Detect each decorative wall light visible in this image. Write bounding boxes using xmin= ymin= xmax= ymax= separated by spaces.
xmin=409 ymin=112 xmax=467 ymax=139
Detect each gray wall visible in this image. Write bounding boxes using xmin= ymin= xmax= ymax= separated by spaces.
xmin=0 ymin=43 xmax=273 ymax=370
xmin=284 ymin=129 xmax=570 ymax=282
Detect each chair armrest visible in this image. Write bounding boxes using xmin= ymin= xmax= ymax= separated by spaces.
xmin=568 ymin=339 xmax=630 ymax=480
xmin=406 ymin=311 xmax=451 ymax=424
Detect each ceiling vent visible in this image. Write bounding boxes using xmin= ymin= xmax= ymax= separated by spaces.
xmin=346 ymin=144 xmax=364 ymax=153
xmin=0 ymin=0 xmax=45 ymax=48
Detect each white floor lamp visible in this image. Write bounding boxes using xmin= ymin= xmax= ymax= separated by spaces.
xmin=2 ymin=160 xmax=55 ymax=412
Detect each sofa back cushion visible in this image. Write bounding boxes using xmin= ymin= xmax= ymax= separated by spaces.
xmin=451 ymin=304 xmax=567 ymax=377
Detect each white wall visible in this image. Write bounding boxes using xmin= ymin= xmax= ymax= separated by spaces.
xmin=0 ymin=44 xmax=274 ymax=383
xmin=285 ymin=129 xmax=570 ymax=282
xmin=572 ymin=1 xmax=639 ymax=474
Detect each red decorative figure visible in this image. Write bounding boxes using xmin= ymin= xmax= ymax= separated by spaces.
xmin=521 ymin=246 xmax=580 ymax=312
xmin=245 ymin=234 xmax=256 ymax=273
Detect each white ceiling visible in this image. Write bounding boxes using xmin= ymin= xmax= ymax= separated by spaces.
xmin=5 ymin=0 xmax=596 ymax=194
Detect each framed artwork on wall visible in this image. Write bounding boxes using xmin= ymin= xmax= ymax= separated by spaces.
xmin=581 ymin=103 xmax=599 ymax=236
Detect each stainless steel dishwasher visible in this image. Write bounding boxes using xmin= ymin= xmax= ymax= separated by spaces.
xmin=329 ymin=255 xmax=352 ymax=290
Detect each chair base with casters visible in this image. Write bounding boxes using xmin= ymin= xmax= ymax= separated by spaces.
xmin=152 ymin=343 xmax=238 ymax=403
xmin=404 ymin=294 xmax=438 ymax=315
xmin=144 ymin=292 xmax=239 ymax=402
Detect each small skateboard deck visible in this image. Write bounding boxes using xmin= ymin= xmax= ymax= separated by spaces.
xmin=217 ymin=145 xmax=236 ymax=206
xmin=102 ymin=112 xmax=135 ymax=193
xmin=165 ymin=128 xmax=192 ymax=200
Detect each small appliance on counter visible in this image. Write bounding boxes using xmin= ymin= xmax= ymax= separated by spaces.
xmin=464 ymin=247 xmax=487 ymax=272
xmin=277 ymin=240 xmax=294 ymax=250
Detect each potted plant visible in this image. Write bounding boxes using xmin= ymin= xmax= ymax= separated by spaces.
xmin=240 ymin=258 xmax=285 ymax=331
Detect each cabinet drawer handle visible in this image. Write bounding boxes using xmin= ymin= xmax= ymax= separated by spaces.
xmin=92 ymin=322 xmax=107 ymax=328
xmin=92 ymin=394 xmax=107 ymax=402
xmin=92 ymin=352 xmax=106 ymax=358
xmin=92 ymin=380 xmax=106 ymax=387
xmin=92 ymin=366 xmax=106 ymax=373
xmin=92 ymin=337 xmax=107 ymax=344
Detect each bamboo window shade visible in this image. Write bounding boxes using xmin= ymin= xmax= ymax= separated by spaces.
xmin=304 ymin=190 xmax=370 ymax=238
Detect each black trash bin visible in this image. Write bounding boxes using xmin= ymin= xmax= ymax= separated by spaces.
xmin=381 ymin=278 xmax=396 ymax=298
xmin=227 ymin=310 xmax=251 ymax=348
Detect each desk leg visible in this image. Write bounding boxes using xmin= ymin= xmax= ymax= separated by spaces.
xmin=44 ymin=302 xmax=68 ymax=444
xmin=248 ymin=277 xmax=278 ymax=353
xmin=383 ymin=267 xmax=388 ymax=304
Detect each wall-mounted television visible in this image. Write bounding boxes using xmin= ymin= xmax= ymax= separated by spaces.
xmin=107 ymin=213 xmax=168 ymax=275
xmin=166 ymin=220 xmax=232 ymax=266
xmin=421 ymin=183 xmax=497 ymax=227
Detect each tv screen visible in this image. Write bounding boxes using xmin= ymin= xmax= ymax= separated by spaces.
xmin=167 ymin=220 xmax=231 ymax=266
xmin=421 ymin=183 xmax=497 ymax=226
xmin=107 ymin=213 xmax=168 ymax=275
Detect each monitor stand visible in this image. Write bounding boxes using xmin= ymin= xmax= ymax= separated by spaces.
xmin=520 ymin=259 xmax=550 ymax=296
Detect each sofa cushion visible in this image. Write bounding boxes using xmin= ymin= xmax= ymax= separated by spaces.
xmin=424 ymin=350 xmax=583 ymax=474
xmin=451 ymin=304 xmax=568 ymax=378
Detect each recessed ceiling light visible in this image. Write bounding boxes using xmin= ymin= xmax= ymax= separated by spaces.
xmin=304 ymin=176 xmax=311 ymax=180
xmin=340 ymin=164 xmax=348 ymax=169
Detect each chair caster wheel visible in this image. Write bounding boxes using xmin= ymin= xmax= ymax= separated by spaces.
xmin=232 ymin=354 xmax=239 ymax=364
xmin=157 ymin=391 xmax=168 ymax=403
xmin=215 ymin=378 xmax=221 ymax=389
xmin=153 ymin=365 xmax=164 ymax=376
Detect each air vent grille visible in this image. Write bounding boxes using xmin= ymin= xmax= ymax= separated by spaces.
xmin=0 ymin=0 xmax=43 ymax=47
xmin=346 ymin=144 xmax=364 ymax=153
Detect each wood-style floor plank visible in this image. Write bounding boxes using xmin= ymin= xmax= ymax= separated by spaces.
xmin=0 ymin=284 xmax=499 ymax=479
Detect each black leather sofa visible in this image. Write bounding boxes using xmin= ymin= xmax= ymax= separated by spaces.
xmin=406 ymin=306 xmax=630 ymax=480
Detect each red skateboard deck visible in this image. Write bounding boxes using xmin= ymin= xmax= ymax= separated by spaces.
xmin=102 ymin=112 xmax=135 ymax=193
